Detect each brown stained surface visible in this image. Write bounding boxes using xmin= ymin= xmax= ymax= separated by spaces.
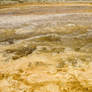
xmin=0 ymin=5 xmax=92 ymax=15
xmin=0 ymin=3 xmax=92 ymax=92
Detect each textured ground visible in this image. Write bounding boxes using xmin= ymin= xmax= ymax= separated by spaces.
xmin=0 ymin=4 xmax=92 ymax=92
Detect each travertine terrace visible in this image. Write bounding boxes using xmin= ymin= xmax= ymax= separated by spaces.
xmin=0 ymin=3 xmax=92 ymax=92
